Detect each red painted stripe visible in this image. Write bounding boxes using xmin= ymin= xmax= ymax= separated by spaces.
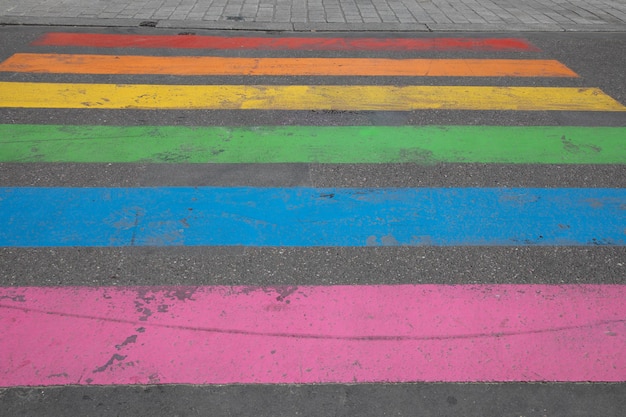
xmin=1 ymin=285 xmax=624 ymax=386
xmin=31 ymin=33 xmax=540 ymax=51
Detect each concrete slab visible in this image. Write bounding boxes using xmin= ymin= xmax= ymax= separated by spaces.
xmin=0 ymin=0 xmax=625 ymax=32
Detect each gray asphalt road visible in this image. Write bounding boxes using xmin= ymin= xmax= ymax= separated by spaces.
xmin=0 ymin=26 xmax=625 ymax=416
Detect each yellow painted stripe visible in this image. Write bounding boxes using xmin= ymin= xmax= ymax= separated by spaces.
xmin=0 ymin=82 xmax=624 ymax=111
xmin=0 ymin=54 xmax=579 ymax=77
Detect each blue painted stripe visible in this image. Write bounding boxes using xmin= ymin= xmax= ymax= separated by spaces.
xmin=0 ymin=187 xmax=624 ymax=247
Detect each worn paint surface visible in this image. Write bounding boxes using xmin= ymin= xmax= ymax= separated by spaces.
xmin=31 ymin=33 xmax=541 ymax=51
xmin=0 ymin=187 xmax=624 ymax=247
xmin=0 ymin=82 xmax=624 ymax=111
xmin=1 ymin=124 xmax=624 ymax=164
xmin=1 ymin=285 xmax=624 ymax=386
xmin=0 ymin=54 xmax=578 ymax=77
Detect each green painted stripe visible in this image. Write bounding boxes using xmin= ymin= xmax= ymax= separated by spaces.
xmin=1 ymin=124 xmax=625 ymax=165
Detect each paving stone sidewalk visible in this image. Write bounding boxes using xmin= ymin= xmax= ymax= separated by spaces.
xmin=0 ymin=0 xmax=625 ymax=31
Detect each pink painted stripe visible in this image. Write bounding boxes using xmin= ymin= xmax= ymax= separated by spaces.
xmin=1 ymin=285 xmax=624 ymax=386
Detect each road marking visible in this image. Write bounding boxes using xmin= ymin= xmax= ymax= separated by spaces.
xmin=0 ymin=187 xmax=624 ymax=247
xmin=3 ymin=34 xmax=623 ymax=391
xmin=2 ymin=124 xmax=624 ymax=164
xmin=31 ymin=33 xmax=541 ymax=51
xmin=0 ymin=54 xmax=578 ymax=77
xmin=1 ymin=82 xmax=623 ymax=111
xmin=1 ymin=284 xmax=624 ymax=385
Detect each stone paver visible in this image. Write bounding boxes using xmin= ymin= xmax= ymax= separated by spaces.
xmin=0 ymin=0 xmax=625 ymax=31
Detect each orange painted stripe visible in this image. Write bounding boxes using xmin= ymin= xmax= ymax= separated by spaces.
xmin=0 ymin=53 xmax=579 ymax=77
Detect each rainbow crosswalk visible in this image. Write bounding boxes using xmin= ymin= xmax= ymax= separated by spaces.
xmin=0 ymin=32 xmax=625 ymax=387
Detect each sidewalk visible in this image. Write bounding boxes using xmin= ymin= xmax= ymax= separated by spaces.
xmin=0 ymin=0 xmax=625 ymax=32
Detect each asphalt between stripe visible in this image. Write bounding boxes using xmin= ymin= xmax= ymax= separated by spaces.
xmin=2 ymin=246 xmax=625 ymax=286
xmin=1 ymin=383 xmax=624 ymax=417
xmin=2 ymin=163 xmax=625 ymax=188
xmin=1 ymin=109 xmax=624 ymax=130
